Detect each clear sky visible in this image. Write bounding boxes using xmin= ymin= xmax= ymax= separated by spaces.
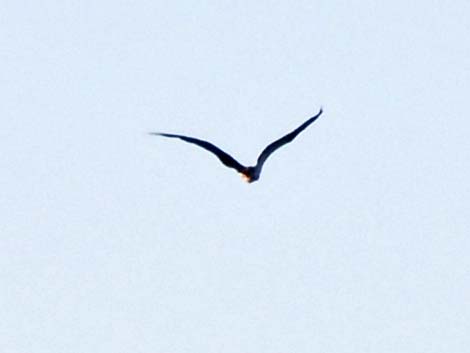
xmin=2 ymin=1 xmax=469 ymax=352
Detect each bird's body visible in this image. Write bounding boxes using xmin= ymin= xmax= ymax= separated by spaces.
xmin=150 ymin=108 xmax=323 ymax=183
xmin=239 ymin=166 xmax=259 ymax=183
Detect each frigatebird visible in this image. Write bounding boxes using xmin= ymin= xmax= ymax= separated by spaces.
xmin=150 ymin=108 xmax=323 ymax=183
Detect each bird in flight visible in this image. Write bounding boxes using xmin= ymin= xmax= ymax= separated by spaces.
xmin=150 ymin=108 xmax=323 ymax=183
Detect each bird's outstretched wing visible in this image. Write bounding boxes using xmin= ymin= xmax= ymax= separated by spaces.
xmin=149 ymin=133 xmax=246 ymax=173
xmin=255 ymin=108 xmax=323 ymax=170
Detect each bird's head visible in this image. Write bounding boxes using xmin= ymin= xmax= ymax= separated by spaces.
xmin=240 ymin=173 xmax=252 ymax=183
xmin=240 ymin=167 xmax=259 ymax=183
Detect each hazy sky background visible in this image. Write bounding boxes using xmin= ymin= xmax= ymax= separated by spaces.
xmin=2 ymin=1 xmax=469 ymax=352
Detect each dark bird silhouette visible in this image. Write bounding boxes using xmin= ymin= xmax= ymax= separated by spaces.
xmin=150 ymin=108 xmax=323 ymax=183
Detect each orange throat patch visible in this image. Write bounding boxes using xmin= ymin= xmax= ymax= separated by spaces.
xmin=240 ymin=173 xmax=251 ymax=183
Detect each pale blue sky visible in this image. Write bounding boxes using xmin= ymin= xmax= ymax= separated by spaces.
xmin=1 ymin=1 xmax=469 ymax=352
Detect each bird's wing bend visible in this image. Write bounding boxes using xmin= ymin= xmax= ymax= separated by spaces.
xmin=150 ymin=133 xmax=246 ymax=172
xmin=255 ymin=108 xmax=323 ymax=170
